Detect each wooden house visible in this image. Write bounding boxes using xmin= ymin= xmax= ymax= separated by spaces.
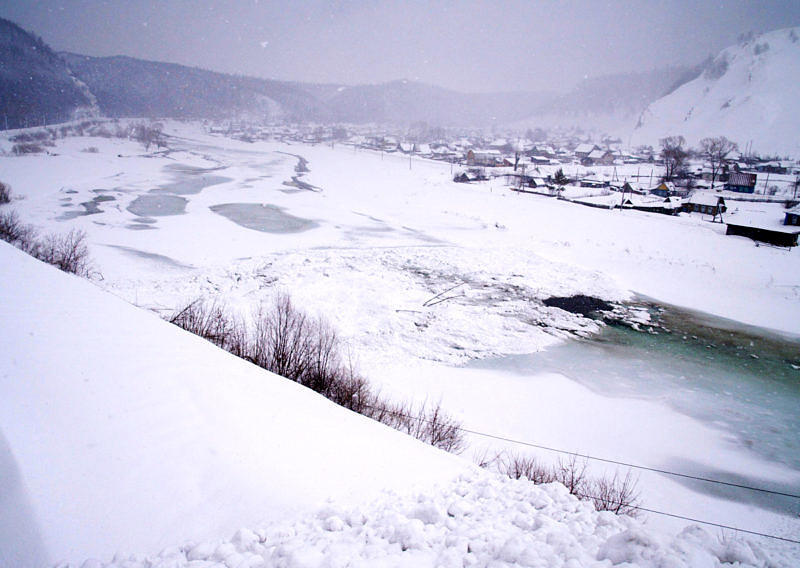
xmin=724 ymin=172 xmax=757 ymax=193
xmin=726 ymin=217 xmax=800 ymax=247
xmin=785 ymin=204 xmax=800 ymax=226
xmin=574 ymin=143 xmax=598 ymax=160
xmin=683 ymin=193 xmax=727 ymax=218
xmin=649 ymin=182 xmax=676 ymax=198
xmin=466 ymin=149 xmax=503 ymax=167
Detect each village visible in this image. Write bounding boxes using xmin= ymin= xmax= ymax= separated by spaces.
xmin=212 ymin=121 xmax=800 ymax=248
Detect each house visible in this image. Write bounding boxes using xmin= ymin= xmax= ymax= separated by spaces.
xmin=649 ymin=182 xmax=677 ymax=198
xmin=466 ymin=149 xmax=503 ymax=167
xmin=619 ymin=181 xmax=647 ymax=195
xmin=724 ymin=172 xmax=757 ymax=193
xmin=579 ymin=177 xmax=608 ymax=188
xmin=414 ymin=143 xmax=432 ymax=156
xmin=506 ymin=172 xmax=548 ymax=191
xmin=632 ymin=196 xmax=682 ymax=215
xmin=574 ymin=143 xmax=598 ymax=160
xmin=683 ymin=193 xmax=727 ymax=218
xmin=582 ymin=148 xmax=615 ymax=166
xmin=785 ymin=204 xmax=800 ymax=226
xmin=726 ymin=216 xmax=800 ymax=247
xmin=755 ymin=161 xmax=788 ymax=174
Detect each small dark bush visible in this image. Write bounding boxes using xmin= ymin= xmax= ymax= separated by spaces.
xmin=10 ymin=130 xmax=49 ymax=143
xmin=0 ymin=182 xmax=10 ymax=204
xmin=12 ymin=143 xmax=45 ymax=155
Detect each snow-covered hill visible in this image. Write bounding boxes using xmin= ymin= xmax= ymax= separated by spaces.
xmin=0 ymin=242 xmax=467 ymax=566
xmin=632 ymin=27 xmax=800 ymax=156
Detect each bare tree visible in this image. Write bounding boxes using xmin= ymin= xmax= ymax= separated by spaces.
xmin=130 ymin=122 xmax=165 ymax=151
xmin=699 ymin=136 xmax=738 ymax=188
xmin=659 ymin=136 xmax=688 ymax=181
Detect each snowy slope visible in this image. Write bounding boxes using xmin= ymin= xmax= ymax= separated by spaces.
xmin=632 ymin=27 xmax=800 ymax=156
xmin=0 ymin=242 xmax=466 ymax=566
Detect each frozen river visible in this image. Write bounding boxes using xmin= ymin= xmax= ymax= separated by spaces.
xmin=470 ymin=302 xmax=800 ymax=514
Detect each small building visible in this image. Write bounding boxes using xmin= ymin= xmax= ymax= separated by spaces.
xmin=649 ymin=181 xmax=676 ymax=198
xmin=579 ymin=177 xmax=608 ymax=188
xmin=618 ymin=181 xmax=647 ymax=195
xmin=574 ymin=143 xmax=598 ymax=160
xmin=583 ymin=148 xmax=615 ymax=166
xmin=726 ymin=216 xmax=800 ymax=247
xmin=785 ymin=204 xmax=800 ymax=226
xmin=684 ymin=193 xmax=727 ymax=218
xmin=724 ymin=172 xmax=757 ymax=193
xmin=466 ymin=149 xmax=503 ymax=167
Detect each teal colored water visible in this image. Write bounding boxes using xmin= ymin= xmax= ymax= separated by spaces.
xmin=472 ymin=305 xmax=800 ymax=471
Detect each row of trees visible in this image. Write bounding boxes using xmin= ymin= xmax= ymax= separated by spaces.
xmin=659 ymin=135 xmax=738 ymax=185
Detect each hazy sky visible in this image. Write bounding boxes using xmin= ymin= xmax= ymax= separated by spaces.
xmin=2 ymin=0 xmax=799 ymax=93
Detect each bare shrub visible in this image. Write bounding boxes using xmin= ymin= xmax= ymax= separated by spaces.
xmin=472 ymin=447 xmax=502 ymax=470
xmin=167 ymin=294 xmax=465 ymax=453
xmin=553 ymin=455 xmax=590 ymax=495
xmin=0 ymin=182 xmax=10 ymax=204
xmin=587 ymin=471 xmax=641 ymax=517
xmin=168 ymin=299 xmax=243 ymax=350
xmin=12 ymin=143 xmax=45 ymax=155
xmin=420 ymin=402 xmax=466 ymax=453
xmin=250 ymin=295 xmax=312 ymax=382
xmin=0 ymin=209 xmax=36 ymax=245
xmin=498 ymin=452 xmax=556 ymax=484
xmin=82 ymin=147 xmax=100 ymax=153
xmin=33 ymin=229 xmax=91 ymax=276
xmin=494 ymin=451 xmax=641 ymax=517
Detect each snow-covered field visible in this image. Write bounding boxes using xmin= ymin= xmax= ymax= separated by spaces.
xmin=1 ymin=122 xmax=799 ymax=566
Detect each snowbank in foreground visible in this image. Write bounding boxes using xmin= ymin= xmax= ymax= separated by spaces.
xmin=77 ymin=472 xmax=776 ymax=568
xmin=0 ymin=242 xmax=465 ymax=566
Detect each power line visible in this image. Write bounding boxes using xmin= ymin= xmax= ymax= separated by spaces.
xmin=456 ymin=426 xmax=800 ymax=500
xmin=361 ymin=404 xmax=800 ymax=545
xmin=573 ymin=491 xmax=800 ymax=545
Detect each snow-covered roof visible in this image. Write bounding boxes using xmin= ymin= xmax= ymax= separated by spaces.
xmin=574 ymin=143 xmax=596 ymax=154
xmin=726 ymin=213 xmax=800 ymax=233
xmin=687 ymin=192 xmax=725 ymax=206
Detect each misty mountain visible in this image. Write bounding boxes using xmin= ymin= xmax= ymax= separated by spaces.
xmin=60 ymin=53 xmax=324 ymax=122
xmin=0 ymin=18 xmax=96 ymax=129
xmin=632 ymin=27 xmax=800 ymax=156
xmin=0 ymin=16 xmax=703 ymax=133
xmin=303 ymin=80 xmax=554 ymax=126
xmin=510 ymin=66 xmax=697 ymax=134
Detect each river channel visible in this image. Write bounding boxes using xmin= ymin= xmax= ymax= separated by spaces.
xmin=469 ymin=302 xmax=800 ymax=511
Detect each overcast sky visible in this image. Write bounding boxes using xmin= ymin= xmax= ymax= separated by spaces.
xmin=2 ymin=0 xmax=799 ymax=93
